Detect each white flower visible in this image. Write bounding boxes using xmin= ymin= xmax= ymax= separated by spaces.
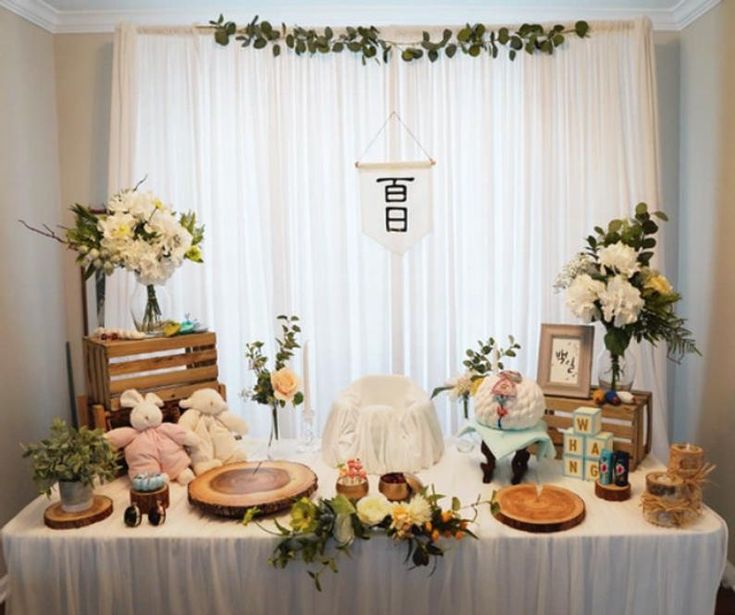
xmin=405 ymin=494 xmax=432 ymax=526
xmin=446 ymin=372 xmax=473 ymax=400
xmin=565 ymin=274 xmax=605 ymax=323
xmin=356 ymin=494 xmax=391 ymax=526
xmin=598 ymin=275 xmax=644 ymax=327
xmin=334 ymin=513 xmax=355 ymax=546
xmin=598 ymin=242 xmax=640 ymax=277
xmin=554 ymin=253 xmax=597 ymax=291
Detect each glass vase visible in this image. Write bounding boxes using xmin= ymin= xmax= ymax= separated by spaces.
xmin=596 ymin=347 xmax=637 ymax=391
xmin=130 ymin=282 xmax=171 ymax=334
xmin=267 ymin=402 xmax=280 ymax=459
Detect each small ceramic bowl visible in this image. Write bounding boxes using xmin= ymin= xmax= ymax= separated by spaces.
xmin=336 ymin=479 xmax=369 ymax=502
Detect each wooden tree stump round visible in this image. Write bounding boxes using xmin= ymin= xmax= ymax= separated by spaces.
xmin=494 ymin=484 xmax=585 ymax=533
xmin=44 ymin=495 xmax=113 ymax=530
xmin=188 ymin=461 xmax=318 ymax=518
xmin=595 ymin=480 xmax=631 ymax=502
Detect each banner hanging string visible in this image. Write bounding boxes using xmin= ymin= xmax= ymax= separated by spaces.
xmin=355 ymin=111 xmax=436 ymax=168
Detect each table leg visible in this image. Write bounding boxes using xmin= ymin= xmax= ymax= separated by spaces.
xmin=480 ymin=441 xmax=496 ymax=484
xmin=511 ymin=448 xmax=530 ymax=485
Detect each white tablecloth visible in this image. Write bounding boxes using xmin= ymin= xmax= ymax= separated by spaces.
xmin=2 ymin=439 xmax=727 ymax=615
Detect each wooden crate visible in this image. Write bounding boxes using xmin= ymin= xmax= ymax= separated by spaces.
xmin=543 ymin=390 xmax=652 ymax=471
xmin=83 ymin=332 xmax=223 ymax=430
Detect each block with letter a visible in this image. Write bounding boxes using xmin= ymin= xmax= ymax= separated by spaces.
xmin=586 ymin=432 xmax=613 ymax=459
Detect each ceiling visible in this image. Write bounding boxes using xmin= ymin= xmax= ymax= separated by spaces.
xmin=0 ymin=0 xmax=720 ymax=33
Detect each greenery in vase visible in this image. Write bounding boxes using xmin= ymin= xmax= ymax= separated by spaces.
xmin=555 ymin=202 xmax=699 ymax=389
xmin=22 ymin=419 xmax=119 ymax=496
xmin=210 ymin=14 xmax=590 ymax=64
xmin=243 ymin=486 xmax=488 ymax=591
xmin=432 ymin=335 xmax=521 ymax=418
xmin=243 ymin=315 xmax=305 ymax=438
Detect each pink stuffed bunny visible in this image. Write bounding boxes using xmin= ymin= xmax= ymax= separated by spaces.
xmin=106 ymin=389 xmax=199 ymax=485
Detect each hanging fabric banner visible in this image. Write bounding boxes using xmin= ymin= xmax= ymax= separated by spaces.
xmin=358 ymin=160 xmax=433 ymax=254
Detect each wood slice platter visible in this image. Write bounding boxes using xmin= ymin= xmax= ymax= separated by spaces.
xmin=494 ymin=484 xmax=585 ymax=533
xmin=44 ymin=495 xmax=113 ymax=530
xmin=188 ymin=461 xmax=318 ymax=518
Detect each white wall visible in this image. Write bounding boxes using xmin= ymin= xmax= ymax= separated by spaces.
xmin=676 ymin=0 xmax=735 ymax=563
xmin=0 ymin=7 xmax=69 ymax=575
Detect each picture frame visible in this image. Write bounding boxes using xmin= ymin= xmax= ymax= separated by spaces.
xmin=537 ymin=324 xmax=594 ymax=398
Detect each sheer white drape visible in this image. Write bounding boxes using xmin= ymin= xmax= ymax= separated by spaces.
xmin=107 ymin=18 xmax=668 ymax=456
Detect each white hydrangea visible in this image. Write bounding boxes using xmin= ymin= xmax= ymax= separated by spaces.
xmin=96 ymin=191 xmax=195 ymax=285
xmin=565 ymin=274 xmax=605 ymax=323
xmin=598 ymin=275 xmax=644 ymax=327
xmin=598 ymin=242 xmax=640 ymax=277
xmin=446 ymin=372 xmax=473 ymax=400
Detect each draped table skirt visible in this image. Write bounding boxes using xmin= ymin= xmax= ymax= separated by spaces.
xmin=2 ymin=440 xmax=727 ymax=615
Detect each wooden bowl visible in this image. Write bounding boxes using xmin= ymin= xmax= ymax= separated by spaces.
xmin=336 ymin=479 xmax=369 ymax=502
xmin=379 ymin=473 xmax=410 ymax=501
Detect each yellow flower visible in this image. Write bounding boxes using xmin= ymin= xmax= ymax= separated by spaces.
xmin=290 ymin=497 xmax=318 ymax=533
xmin=111 ymin=224 xmax=132 ymax=240
xmin=646 ymin=274 xmax=674 ymax=296
xmin=470 ymin=377 xmax=485 ymax=396
xmin=271 ymin=367 xmax=301 ymax=403
xmin=185 ymin=245 xmax=203 ymax=263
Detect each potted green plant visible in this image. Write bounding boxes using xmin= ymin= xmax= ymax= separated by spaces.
xmin=22 ymin=419 xmax=119 ymax=513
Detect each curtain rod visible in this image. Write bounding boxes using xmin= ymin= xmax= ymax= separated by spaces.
xmin=135 ymin=19 xmax=639 ymax=36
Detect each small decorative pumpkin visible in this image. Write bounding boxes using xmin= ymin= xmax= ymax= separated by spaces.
xmin=132 ymin=473 xmax=167 ymax=492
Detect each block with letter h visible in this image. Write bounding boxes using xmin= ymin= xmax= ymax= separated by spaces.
xmin=562 ymin=407 xmax=612 ymax=481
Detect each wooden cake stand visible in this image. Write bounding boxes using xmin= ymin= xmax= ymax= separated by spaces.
xmin=44 ymin=495 xmax=113 ymax=530
xmin=493 ymin=484 xmax=585 ymax=533
xmin=188 ymin=461 xmax=318 ymax=518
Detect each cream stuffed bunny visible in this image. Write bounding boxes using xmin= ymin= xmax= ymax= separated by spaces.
xmin=178 ymin=389 xmax=248 ymax=475
xmin=106 ymin=389 xmax=199 ymax=485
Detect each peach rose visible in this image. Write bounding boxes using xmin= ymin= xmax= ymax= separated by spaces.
xmin=270 ymin=367 xmax=301 ymax=402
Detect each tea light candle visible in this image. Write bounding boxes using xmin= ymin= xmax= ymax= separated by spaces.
xmin=646 ymin=471 xmax=684 ymax=499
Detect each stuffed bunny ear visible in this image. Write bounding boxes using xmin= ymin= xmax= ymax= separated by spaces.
xmin=145 ymin=393 xmax=164 ymax=407
xmin=179 ymin=396 xmax=193 ymax=409
xmin=120 ymin=389 xmax=144 ymax=408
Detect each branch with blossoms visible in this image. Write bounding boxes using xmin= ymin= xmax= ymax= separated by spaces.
xmin=242 ymin=487 xmax=491 ymax=591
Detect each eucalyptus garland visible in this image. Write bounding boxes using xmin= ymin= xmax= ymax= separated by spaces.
xmin=209 ymin=14 xmax=591 ymax=64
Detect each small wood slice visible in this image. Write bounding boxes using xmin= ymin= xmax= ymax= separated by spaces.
xmin=494 ymin=484 xmax=585 ymax=533
xmin=44 ymin=495 xmax=113 ymax=530
xmin=595 ymin=480 xmax=631 ymax=502
xmin=130 ymin=485 xmax=170 ymax=514
xmin=188 ymin=461 xmax=318 ymax=518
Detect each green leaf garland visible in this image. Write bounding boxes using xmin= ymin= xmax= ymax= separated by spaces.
xmin=208 ymin=14 xmax=591 ymax=64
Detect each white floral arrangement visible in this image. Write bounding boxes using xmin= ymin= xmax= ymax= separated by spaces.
xmin=22 ymin=184 xmax=204 ymax=284
xmin=555 ymin=203 xmax=697 ymax=388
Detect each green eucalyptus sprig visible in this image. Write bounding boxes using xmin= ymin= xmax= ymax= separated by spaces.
xmin=22 ymin=419 xmax=119 ymax=496
xmin=209 ymin=14 xmax=591 ymax=64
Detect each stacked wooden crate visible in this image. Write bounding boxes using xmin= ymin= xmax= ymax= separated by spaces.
xmin=543 ymin=390 xmax=652 ymax=471
xmin=81 ymin=332 xmax=224 ymax=430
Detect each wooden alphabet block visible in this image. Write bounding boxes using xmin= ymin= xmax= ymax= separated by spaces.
xmin=584 ymin=458 xmax=600 ymax=482
xmin=572 ymin=406 xmax=602 ymax=435
xmin=585 ymin=431 xmax=613 ymax=459
xmin=563 ymin=455 xmax=584 ymax=479
xmin=563 ymin=431 xmax=586 ymax=457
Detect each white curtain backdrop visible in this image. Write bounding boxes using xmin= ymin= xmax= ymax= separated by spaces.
xmin=106 ymin=18 xmax=668 ymax=456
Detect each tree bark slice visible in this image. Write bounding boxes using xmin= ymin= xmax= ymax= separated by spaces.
xmin=595 ymin=480 xmax=631 ymax=501
xmin=188 ymin=461 xmax=318 ymax=518
xmin=44 ymin=495 xmax=113 ymax=529
xmin=494 ymin=484 xmax=585 ymax=533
